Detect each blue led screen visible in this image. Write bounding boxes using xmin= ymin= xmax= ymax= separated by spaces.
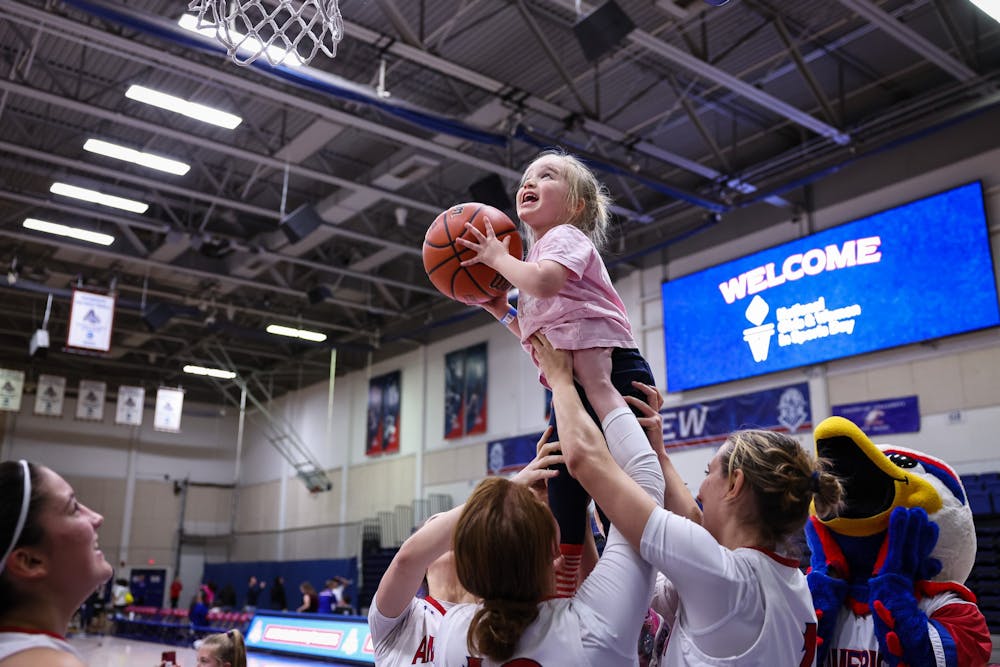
xmin=661 ymin=182 xmax=1000 ymax=391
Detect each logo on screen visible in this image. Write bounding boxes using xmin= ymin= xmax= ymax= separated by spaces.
xmin=742 ymin=295 xmax=774 ymax=362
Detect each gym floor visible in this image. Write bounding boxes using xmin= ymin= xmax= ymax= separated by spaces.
xmin=70 ymin=634 xmax=364 ymax=667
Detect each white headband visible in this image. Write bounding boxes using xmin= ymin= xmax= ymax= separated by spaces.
xmin=0 ymin=460 xmax=31 ymax=575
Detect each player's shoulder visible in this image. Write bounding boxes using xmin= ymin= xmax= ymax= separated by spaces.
xmin=1 ymin=647 xmax=85 ymax=667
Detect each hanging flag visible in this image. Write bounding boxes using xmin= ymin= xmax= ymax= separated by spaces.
xmin=0 ymin=369 xmax=25 ymax=412
xmin=33 ymin=374 xmax=66 ymax=417
xmin=67 ymin=289 xmax=116 ymax=353
xmin=116 ymin=385 xmax=145 ymax=426
xmin=76 ymin=379 xmax=107 ymax=421
xmin=154 ymin=387 xmax=185 ymax=433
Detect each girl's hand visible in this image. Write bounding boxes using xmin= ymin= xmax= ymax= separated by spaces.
xmin=511 ymin=429 xmax=562 ymax=503
xmin=456 ymin=218 xmax=510 ymax=268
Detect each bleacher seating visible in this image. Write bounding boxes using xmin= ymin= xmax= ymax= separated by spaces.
xmin=961 ymin=473 xmax=1000 ymax=635
xmin=112 ymin=605 xmax=251 ymax=647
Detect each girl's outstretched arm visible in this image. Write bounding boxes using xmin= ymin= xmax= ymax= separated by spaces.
xmin=457 ymin=218 xmax=568 ymax=297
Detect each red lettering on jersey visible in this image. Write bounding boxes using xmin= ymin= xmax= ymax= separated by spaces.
xmin=412 ymin=634 xmax=434 ymax=663
xmin=831 ymin=648 xmax=881 ymax=667
xmin=800 ymin=622 xmax=817 ymax=667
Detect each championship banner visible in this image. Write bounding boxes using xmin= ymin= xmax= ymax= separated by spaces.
xmin=115 ymin=385 xmax=145 ymax=426
xmin=76 ymin=380 xmax=107 ymax=421
xmin=365 ymin=370 xmax=401 ymax=456
xmin=154 ymin=387 xmax=184 ymax=433
xmin=832 ymin=395 xmax=920 ymax=436
xmin=67 ymin=289 xmax=115 ymax=353
xmin=661 ymin=382 xmax=812 ymax=451
xmin=33 ymin=374 xmax=66 ymax=417
xmin=444 ymin=342 xmax=488 ymax=440
xmin=0 ymin=369 xmax=25 ymax=412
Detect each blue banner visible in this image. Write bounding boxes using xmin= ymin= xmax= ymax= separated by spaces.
xmin=832 ymin=395 xmax=920 ymax=435
xmin=488 ymin=431 xmax=545 ymax=475
xmin=663 ymin=382 xmax=812 ymax=450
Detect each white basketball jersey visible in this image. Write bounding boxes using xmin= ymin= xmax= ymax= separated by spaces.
xmin=664 ymin=549 xmax=817 ymax=667
xmin=369 ymin=594 xmax=448 ymax=666
xmin=435 ymin=597 xmax=592 ymax=667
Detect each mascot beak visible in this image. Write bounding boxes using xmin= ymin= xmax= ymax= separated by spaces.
xmin=811 ymin=416 xmax=941 ymax=537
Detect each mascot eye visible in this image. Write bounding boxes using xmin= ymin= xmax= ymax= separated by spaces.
xmin=887 ymin=453 xmax=917 ymax=469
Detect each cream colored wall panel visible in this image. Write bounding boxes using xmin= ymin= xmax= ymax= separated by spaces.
xmin=958 ymin=346 xmax=1000 ymax=408
xmin=863 ymin=364 xmax=915 ymax=402
xmin=911 ymin=355 xmax=964 ymax=414
xmin=346 ymin=456 xmax=415 ymax=521
xmin=423 ymin=443 xmax=486 ymax=487
xmin=826 ymin=372 xmax=865 ymax=407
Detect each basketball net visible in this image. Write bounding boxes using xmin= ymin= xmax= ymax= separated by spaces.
xmin=187 ymin=0 xmax=344 ymax=68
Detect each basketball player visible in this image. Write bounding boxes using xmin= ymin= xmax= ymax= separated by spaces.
xmin=0 ymin=460 xmax=114 ymax=665
xmin=533 ymin=335 xmax=845 ymax=666
xmin=369 ymin=441 xmax=565 ymax=666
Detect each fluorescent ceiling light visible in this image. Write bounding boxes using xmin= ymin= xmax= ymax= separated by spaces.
xmin=266 ymin=324 xmax=328 ymax=342
xmin=84 ymin=138 xmax=190 ymax=176
xmin=50 ymin=182 xmax=149 ymax=214
xmin=177 ymin=14 xmax=304 ymax=68
xmin=969 ymin=0 xmax=1000 ymax=22
xmin=23 ymin=218 xmax=115 ymax=246
xmin=125 ymin=84 xmax=243 ymax=129
xmin=183 ymin=364 xmax=237 ymax=380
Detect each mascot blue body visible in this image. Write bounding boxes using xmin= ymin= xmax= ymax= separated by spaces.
xmin=807 ymin=416 xmax=992 ymax=667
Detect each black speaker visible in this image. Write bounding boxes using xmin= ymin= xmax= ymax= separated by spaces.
xmin=469 ymin=174 xmax=514 ymax=213
xmin=280 ymin=203 xmax=324 ymax=243
xmin=142 ymin=302 xmax=175 ymax=332
xmin=573 ymin=0 xmax=636 ymax=63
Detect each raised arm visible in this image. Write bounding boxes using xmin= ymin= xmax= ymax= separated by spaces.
xmin=457 ymin=218 xmax=569 ymax=298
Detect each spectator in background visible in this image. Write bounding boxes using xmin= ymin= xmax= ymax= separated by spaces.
xmin=200 ymin=581 xmax=216 ymax=607
xmin=296 ymin=582 xmax=318 ymax=613
xmin=189 ymin=590 xmax=209 ymax=628
xmin=218 ymin=583 xmax=237 ymax=611
xmin=270 ymin=576 xmax=287 ymax=611
xmin=0 ymin=460 xmax=114 ymax=665
xmin=111 ymin=577 xmax=130 ymax=615
xmin=169 ymin=576 xmax=183 ymax=609
xmin=331 ymin=575 xmax=352 ymax=609
xmin=244 ymin=575 xmax=265 ymax=613
xmin=317 ymin=580 xmax=334 ymax=615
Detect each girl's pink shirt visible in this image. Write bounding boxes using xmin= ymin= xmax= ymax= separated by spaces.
xmin=518 ymin=224 xmax=636 ymax=381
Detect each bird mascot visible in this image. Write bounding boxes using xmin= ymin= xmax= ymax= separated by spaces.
xmin=806 ymin=416 xmax=992 ymax=667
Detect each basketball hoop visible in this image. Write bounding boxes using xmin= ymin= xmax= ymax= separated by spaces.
xmin=187 ymin=0 xmax=344 ymax=68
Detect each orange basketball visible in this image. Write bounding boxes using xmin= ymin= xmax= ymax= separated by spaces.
xmin=422 ymin=202 xmax=523 ymax=305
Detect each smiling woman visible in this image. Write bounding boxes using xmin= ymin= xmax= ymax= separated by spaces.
xmin=0 ymin=460 xmax=114 ymax=667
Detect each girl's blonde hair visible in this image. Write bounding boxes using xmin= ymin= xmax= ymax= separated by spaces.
xmin=720 ymin=430 xmax=843 ymax=549
xmin=200 ymin=628 xmax=247 ymax=667
xmin=518 ymin=149 xmax=612 ymax=251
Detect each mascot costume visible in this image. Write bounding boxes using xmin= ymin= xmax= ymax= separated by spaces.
xmin=806 ymin=416 xmax=992 ymax=667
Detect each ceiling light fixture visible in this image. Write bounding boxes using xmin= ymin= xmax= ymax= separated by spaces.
xmin=23 ymin=218 xmax=115 ymax=246
xmin=83 ymin=138 xmax=191 ymax=176
xmin=125 ymin=84 xmax=243 ymax=129
xmin=183 ymin=364 xmax=237 ymax=380
xmin=969 ymin=0 xmax=1000 ymax=23
xmin=266 ymin=324 xmax=328 ymax=342
xmin=177 ymin=14 xmax=304 ymax=68
xmin=50 ymin=182 xmax=149 ymax=214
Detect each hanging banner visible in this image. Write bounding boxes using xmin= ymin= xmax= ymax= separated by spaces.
xmin=444 ymin=342 xmax=488 ymax=440
xmin=76 ymin=379 xmax=107 ymax=421
xmin=115 ymin=385 xmax=145 ymax=426
xmin=832 ymin=395 xmax=920 ymax=436
xmin=67 ymin=289 xmax=115 ymax=353
xmin=365 ymin=371 xmax=402 ymax=456
xmin=662 ymin=382 xmax=812 ymax=451
xmin=488 ymin=431 xmax=546 ymax=475
xmin=154 ymin=387 xmax=184 ymax=433
xmin=0 ymin=369 xmax=25 ymax=412
xmin=33 ymin=374 xmax=66 ymax=417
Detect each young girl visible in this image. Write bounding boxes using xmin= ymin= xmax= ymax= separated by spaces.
xmin=197 ymin=628 xmax=246 ymax=667
xmin=457 ymin=148 xmax=654 ymax=596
